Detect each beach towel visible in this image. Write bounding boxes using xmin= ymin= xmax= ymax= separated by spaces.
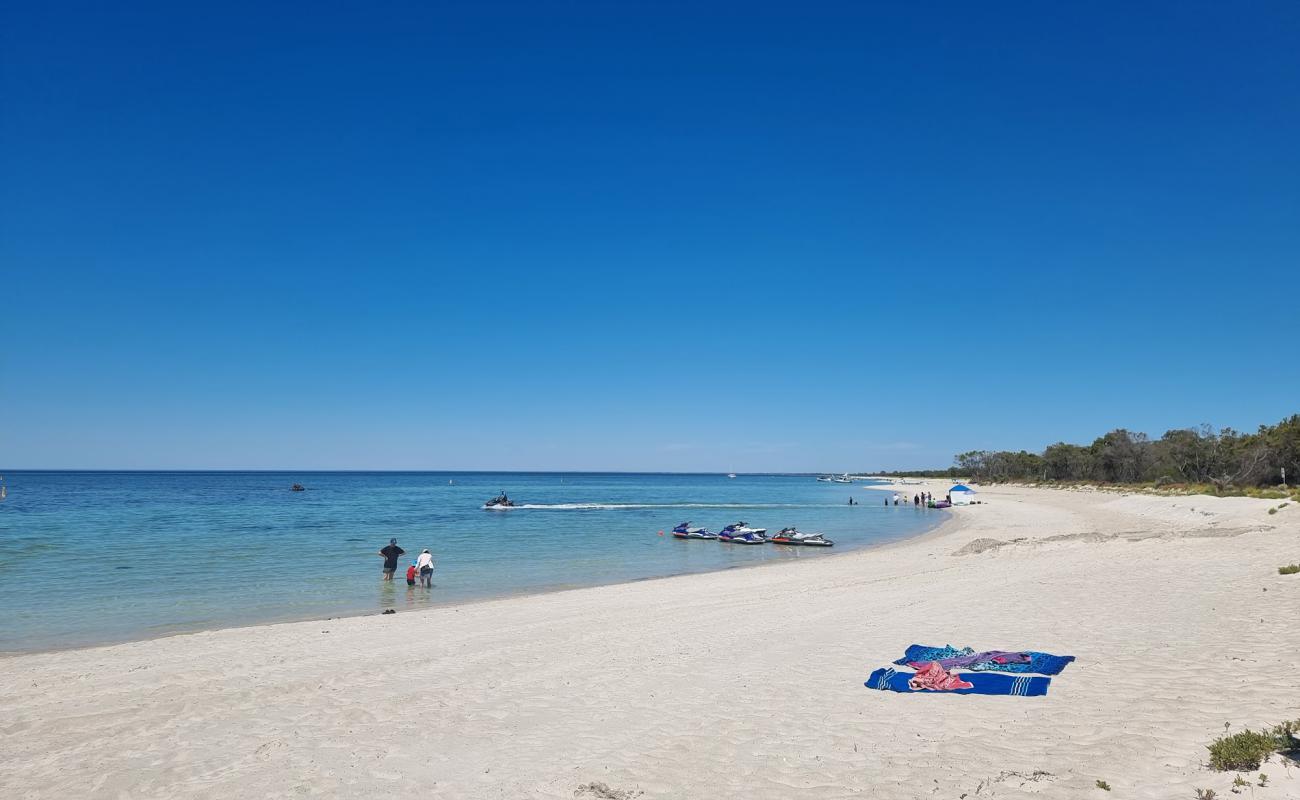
xmin=905 ymin=661 xmax=973 ymax=691
xmin=894 ymin=644 xmax=1075 ymax=675
xmin=866 ymin=667 xmax=1051 ymax=696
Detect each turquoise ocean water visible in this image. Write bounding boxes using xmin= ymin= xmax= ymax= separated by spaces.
xmin=0 ymin=472 xmax=944 ymax=653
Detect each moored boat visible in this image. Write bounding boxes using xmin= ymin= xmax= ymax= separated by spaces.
xmin=719 ymin=521 xmax=767 ymax=544
xmin=770 ymin=527 xmax=834 ymax=547
xmin=671 ymin=521 xmax=717 ymax=540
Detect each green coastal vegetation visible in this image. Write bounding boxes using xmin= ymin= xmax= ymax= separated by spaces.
xmin=1206 ymin=720 xmax=1299 ymax=772
xmin=871 ymin=414 xmax=1300 ymax=499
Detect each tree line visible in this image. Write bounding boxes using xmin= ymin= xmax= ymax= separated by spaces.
xmin=874 ymin=414 xmax=1300 ymax=489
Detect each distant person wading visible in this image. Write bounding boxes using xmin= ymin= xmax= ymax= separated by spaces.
xmin=379 ymin=538 xmax=405 ymax=581
xmin=416 ymin=549 xmax=436 ymax=587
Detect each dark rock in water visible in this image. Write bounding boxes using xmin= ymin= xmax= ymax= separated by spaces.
xmin=382 ymin=609 xmax=396 ymax=615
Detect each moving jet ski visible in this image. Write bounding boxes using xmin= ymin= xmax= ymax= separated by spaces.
xmin=671 ymin=522 xmax=717 ymax=540
xmin=483 ymin=492 xmax=516 ymax=510
xmin=769 ymin=527 xmax=834 ymax=547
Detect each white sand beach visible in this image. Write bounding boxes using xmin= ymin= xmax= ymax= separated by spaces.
xmin=2 ymin=485 xmax=1298 ymax=799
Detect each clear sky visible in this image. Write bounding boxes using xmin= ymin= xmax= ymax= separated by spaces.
xmin=2 ymin=1 xmax=1297 ymax=471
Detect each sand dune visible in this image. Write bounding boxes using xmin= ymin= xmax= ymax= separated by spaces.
xmin=2 ymin=485 xmax=1298 ymax=798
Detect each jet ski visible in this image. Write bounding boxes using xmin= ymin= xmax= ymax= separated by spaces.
xmin=769 ymin=527 xmax=834 ymax=547
xmin=483 ymin=492 xmax=516 ymax=510
xmin=671 ymin=522 xmax=717 ymax=540
xmin=719 ymin=522 xmax=767 ymax=544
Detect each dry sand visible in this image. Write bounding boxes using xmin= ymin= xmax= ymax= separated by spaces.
xmin=2 ymin=484 xmax=1298 ymax=799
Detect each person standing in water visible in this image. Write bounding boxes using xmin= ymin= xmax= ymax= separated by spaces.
xmin=416 ymin=549 xmax=436 ymax=587
xmin=379 ymin=538 xmax=405 ymax=581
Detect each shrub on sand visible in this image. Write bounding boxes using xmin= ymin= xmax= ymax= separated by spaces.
xmin=1208 ymin=721 xmax=1300 ymax=771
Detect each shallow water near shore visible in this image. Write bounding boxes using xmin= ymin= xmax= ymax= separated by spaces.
xmin=0 ymin=471 xmax=944 ymax=652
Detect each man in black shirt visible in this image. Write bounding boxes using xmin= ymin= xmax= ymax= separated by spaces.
xmin=378 ymin=538 xmax=405 ymax=581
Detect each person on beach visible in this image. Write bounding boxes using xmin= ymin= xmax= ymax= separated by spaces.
xmin=416 ymin=549 xmax=435 ymax=587
xmin=379 ymin=538 xmax=405 ymax=580
xmin=405 ymin=563 xmax=418 ymax=586
xmin=913 ymin=494 xmax=920 ymax=506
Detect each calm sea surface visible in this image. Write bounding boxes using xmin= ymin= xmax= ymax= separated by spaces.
xmin=0 ymin=471 xmax=944 ymax=652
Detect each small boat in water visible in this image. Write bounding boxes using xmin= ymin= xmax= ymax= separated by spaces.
xmin=770 ymin=527 xmax=834 ymax=547
xmin=727 ymin=473 xmax=737 ymax=479
xmin=816 ymin=475 xmax=834 ymax=482
xmin=483 ymin=492 xmax=516 ymax=510
xmin=290 ymin=483 xmax=306 ymax=492
xmin=671 ymin=521 xmax=717 ymax=540
xmin=831 ymin=473 xmax=852 ymax=483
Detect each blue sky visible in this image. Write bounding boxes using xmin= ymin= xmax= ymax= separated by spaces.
xmin=3 ymin=1 xmax=1297 ymax=471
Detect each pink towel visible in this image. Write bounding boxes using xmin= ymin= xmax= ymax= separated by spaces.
xmin=907 ymin=661 xmax=975 ymax=691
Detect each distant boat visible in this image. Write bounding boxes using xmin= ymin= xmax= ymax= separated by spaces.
xmin=832 ymin=473 xmax=852 ymax=483
xmin=0 ymin=484 xmax=6 ymax=502
xmin=816 ymin=475 xmax=833 ymax=482
xmin=483 ymin=492 xmax=516 ymax=510
xmin=727 ymin=473 xmax=737 ymax=479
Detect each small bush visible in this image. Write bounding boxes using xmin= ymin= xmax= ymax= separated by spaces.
xmin=1210 ymin=729 xmax=1278 ymax=771
xmin=1208 ymin=721 xmax=1300 ymax=771
xmin=1280 ymin=564 xmax=1300 ymax=575
xmin=1269 ymin=507 xmax=1278 ymax=514
xmin=1196 ymin=788 xmax=1217 ymax=800
xmin=1095 ymin=779 xmax=1111 ymax=791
